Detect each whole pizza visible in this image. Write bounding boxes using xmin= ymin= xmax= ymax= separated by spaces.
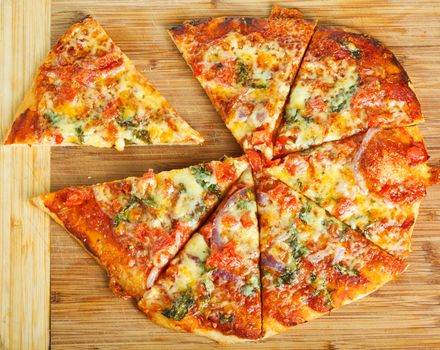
xmin=6 ymin=5 xmax=440 ymax=344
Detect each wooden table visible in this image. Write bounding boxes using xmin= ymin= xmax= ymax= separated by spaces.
xmin=1 ymin=1 xmax=440 ymax=349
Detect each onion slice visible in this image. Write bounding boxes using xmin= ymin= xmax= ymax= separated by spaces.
xmin=211 ymin=186 xmax=252 ymax=250
xmin=146 ymin=266 xmax=160 ymax=288
xmin=261 ymin=253 xmax=286 ymax=273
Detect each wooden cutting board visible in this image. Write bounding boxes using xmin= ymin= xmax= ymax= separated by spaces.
xmin=2 ymin=0 xmax=440 ymax=349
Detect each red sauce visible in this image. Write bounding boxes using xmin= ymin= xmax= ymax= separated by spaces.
xmin=359 ymin=128 xmax=428 ymax=203
xmin=240 ymin=211 xmax=254 ymax=228
xmin=43 ymin=187 xmax=114 ymax=256
xmin=213 ymin=161 xmax=237 ymax=183
xmin=206 ymin=242 xmax=243 ymax=275
xmin=5 ymin=109 xmax=41 ymax=144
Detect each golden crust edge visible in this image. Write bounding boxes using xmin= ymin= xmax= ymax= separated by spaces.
xmin=4 ymin=18 xmax=204 ymax=146
xmin=262 ymin=263 xmax=409 ymax=339
xmin=31 ymin=195 xmax=140 ymax=300
xmin=139 ymin=308 xmax=258 ymax=344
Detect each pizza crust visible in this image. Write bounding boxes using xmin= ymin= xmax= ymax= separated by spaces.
xmin=262 ymin=262 xmax=409 ymax=339
xmin=143 ymin=310 xmax=255 ymax=344
xmin=31 ymin=195 xmax=144 ymax=299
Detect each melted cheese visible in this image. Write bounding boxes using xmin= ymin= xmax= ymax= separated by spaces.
xmin=11 ymin=17 xmax=203 ymax=148
xmin=275 ymin=28 xmax=422 ymax=155
xmin=169 ymin=233 xmax=210 ymax=294
xmin=268 ymin=143 xmax=419 ymax=256
xmin=172 ymin=19 xmax=315 ymax=159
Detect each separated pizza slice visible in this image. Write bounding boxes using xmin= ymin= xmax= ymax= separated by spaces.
xmin=255 ymin=175 xmax=407 ymax=338
xmin=5 ymin=16 xmax=203 ymax=149
xmin=138 ymin=168 xmax=261 ymax=343
xmin=269 ymin=126 xmax=440 ymax=258
xmin=169 ymin=6 xmax=316 ymax=159
xmin=274 ymin=26 xmax=424 ymax=156
xmin=33 ymin=157 xmax=248 ymax=299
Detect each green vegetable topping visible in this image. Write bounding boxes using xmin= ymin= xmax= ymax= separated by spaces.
xmin=75 ymin=126 xmax=85 ymax=144
xmin=191 ymin=165 xmax=220 ymax=196
xmin=287 ymin=226 xmax=308 ymax=259
xmin=295 ymin=179 xmax=304 ymax=192
xmin=250 ymin=80 xmax=267 ymax=89
xmin=340 ymin=40 xmax=362 ymax=59
xmin=333 ymin=263 xmax=359 ymax=277
xmin=298 ymin=203 xmax=312 ymax=224
xmin=219 ymin=313 xmax=234 ymax=324
xmin=207 ymin=183 xmax=221 ymax=196
xmin=322 ymin=288 xmax=333 ymax=307
xmin=241 ymin=274 xmax=260 ymax=297
xmin=329 ymin=83 xmax=357 ymax=112
xmin=312 ymin=278 xmax=333 ymax=307
xmin=275 ymin=265 xmax=300 ymax=287
xmin=162 ymin=289 xmax=195 ymax=321
xmin=116 ymin=115 xmax=136 ymax=127
xmin=113 ymin=196 xmax=145 ymax=227
xmin=113 ymin=196 xmax=140 ymax=227
xmin=236 ymin=60 xmax=249 ymax=85
xmin=142 ymin=195 xmax=156 ymax=207
xmin=133 ymin=129 xmax=151 ymax=144
xmin=236 ymin=197 xmax=251 ymax=210
xmin=190 ymin=202 xmax=209 ymax=221
xmin=43 ymin=111 xmax=61 ymax=125
xmin=284 ymin=107 xmax=300 ymax=125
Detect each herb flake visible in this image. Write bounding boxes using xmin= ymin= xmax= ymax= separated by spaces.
xmin=333 ymin=263 xmax=359 ymax=277
xmin=162 ymin=289 xmax=195 ymax=321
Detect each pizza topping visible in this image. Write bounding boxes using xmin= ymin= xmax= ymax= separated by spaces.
xmin=138 ymin=168 xmax=261 ymax=341
xmin=6 ymin=16 xmax=203 ymax=148
xmin=269 ymin=126 xmax=431 ymax=257
xmin=206 ymin=242 xmax=243 ymax=275
xmin=257 ymin=175 xmax=409 ymax=331
xmin=169 ymin=11 xmax=316 ymax=159
xmin=261 ymin=253 xmax=286 ymax=273
xmin=191 ymin=165 xmax=221 ymax=197
xmin=333 ymin=263 xmax=359 ymax=277
xmin=162 ymin=289 xmax=195 ymax=321
xmin=274 ymin=26 xmax=423 ymax=156
xmin=358 ymin=128 xmax=430 ymax=203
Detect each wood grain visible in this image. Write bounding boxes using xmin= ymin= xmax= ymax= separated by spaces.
xmin=47 ymin=0 xmax=440 ymax=349
xmin=0 ymin=1 xmax=51 ymax=349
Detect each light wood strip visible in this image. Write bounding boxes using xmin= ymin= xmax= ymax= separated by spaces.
xmin=0 ymin=0 xmax=51 ymax=349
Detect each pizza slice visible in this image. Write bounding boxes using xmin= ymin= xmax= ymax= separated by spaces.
xmin=256 ymin=174 xmax=407 ymax=338
xmin=138 ymin=168 xmax=261 ymax=343
xmin=33 ymin=157 xmax=248 ymax=299
xmin=269 ymin=126 xmax=440 ymax=258
xmin=274 ymin=26 xmax=424 ymax=156
xmin=5 ymin=16 xmax=203 ymax=149
xmin=169 ymin=6 xmax=316 ymax=159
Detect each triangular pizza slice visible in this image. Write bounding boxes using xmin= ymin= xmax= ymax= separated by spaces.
xmin=269 ymin=126 xmax=440 ymax=258
xmin=255 ymin=174 xmax=407 ymax=338
xmin=138 ymin=168 xmax=261 ymax=343
xmin=5 ymin=16 xmax=203 ymax=149
xmin=33 ymin=157 xmax=248 ymax=299
xmin=169 ymin=6 xmax=316 ymax=159
xmin=274 ymin=26 xmax=424 ymax=156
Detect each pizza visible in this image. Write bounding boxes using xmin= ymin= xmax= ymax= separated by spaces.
xmin=268 ymin=126 xmax=440 ymax=258
xmin=33 ymin=156 xmax=249 ymax=299
xmin=168 ymin=6 xmax=316 ymax=159
xmin=138 ymin=168 xmax=261 ymax=343
xmin=274 ymin=26 xmax=424 ymax=157
xmin=4 ymin=16 xmax=203 ymax=149
xmin=255 ymin=174 xmax=407 ymax=337
xmin=25 ymin=7 xmax=440 ymax=345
